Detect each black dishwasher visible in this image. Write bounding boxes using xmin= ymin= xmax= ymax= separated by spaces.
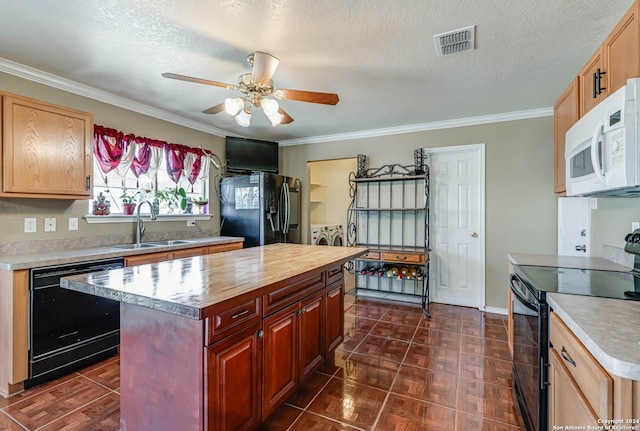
xmin=26 ymin=258 xmax=123 ymax=388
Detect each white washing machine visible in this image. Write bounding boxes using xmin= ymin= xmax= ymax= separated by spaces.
xmin=311 ymin=225 xmax=330 ymax=246
xmin=328 ymin=224 xmax=344 ymax=247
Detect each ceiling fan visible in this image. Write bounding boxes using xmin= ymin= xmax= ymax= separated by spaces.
xmin=162 ymin=52 xmax=339 ymax=127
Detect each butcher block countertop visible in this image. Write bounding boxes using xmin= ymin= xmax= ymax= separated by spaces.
xmin=61 ymin=243 xmax=367 ymax=320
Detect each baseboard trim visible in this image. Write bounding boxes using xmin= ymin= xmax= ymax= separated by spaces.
xmin=484 ymin=306 xmax=508 ymax=316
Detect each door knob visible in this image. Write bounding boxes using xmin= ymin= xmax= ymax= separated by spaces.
xmin=471 ymin=232 xmax=478 ymax=238
xmin=575 ymin=244 xmax=587 ymax=252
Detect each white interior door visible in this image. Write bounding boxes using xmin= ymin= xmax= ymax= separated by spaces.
xmin=427 ymin=145 xmax=485 ymax=309
xmin=558 ymin=197 xmax=594 ymax=256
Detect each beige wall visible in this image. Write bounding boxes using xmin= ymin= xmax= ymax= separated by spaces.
xmin=282 ymin=117 xmax=558 ymax=309
xmin=591 ymin=198 xmax=640 ymax=254
xmin=308 ymin=158 xmax=357 ymax=228
xmin=0 ymin=72 xmax=224 ymax=244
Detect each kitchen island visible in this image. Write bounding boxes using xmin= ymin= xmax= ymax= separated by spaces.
xmin=61 ymin=243 xmax=367 ymax=431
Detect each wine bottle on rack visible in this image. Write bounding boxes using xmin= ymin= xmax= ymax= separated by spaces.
xmin=368 ymin=267 xmax=377 ymax=276
xmin=360 ymin=266 xmax=369 ymax=275
xmin=376 ymin=267 xmax=386 ymax=277
xmin=401 ymin=266 xmax=410 ymax=279
xmin=410 ymin=266 xmax=418 ymax=278
xmin=385 ymin=266 xmax=395 ymax=278
xmin=415 ymin=266 xmax=424 ymax=280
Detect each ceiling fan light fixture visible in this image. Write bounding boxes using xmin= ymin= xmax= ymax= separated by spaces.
xmin=235 ymin=109 xmax=251 ymax=127
xmin=225 ymin=97 xmax=244 ymax=115
xmin=260 ymin=98 xmax=279 ymax=115
xmin=265 ymin=110 xmax=284 ymax=126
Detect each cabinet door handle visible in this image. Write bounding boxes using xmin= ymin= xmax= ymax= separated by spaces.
xmin=597 ymin=68 xmax=606 ymax=95
xmin=231 ymin=309 xmax=249 ymax=319
xmin=86 ymin=175 xmax=91 ymax=191
xmin=560 ymin=346 xmax=577 ymax=367
xmin=593 ymin=71 xmax=598 ymax=99
xmin=258 ymin=329 xmax=264 ymax=338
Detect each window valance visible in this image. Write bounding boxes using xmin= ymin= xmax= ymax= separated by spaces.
xmin=93 ymin=125 xmax=211 ymax=185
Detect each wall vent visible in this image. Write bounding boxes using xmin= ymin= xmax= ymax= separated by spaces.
xmin=434 ymin=25 xmax=475 ymax=57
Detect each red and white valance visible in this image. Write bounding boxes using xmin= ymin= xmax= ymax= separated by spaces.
xmin=93 ymin=125 xmax=212 ymax=185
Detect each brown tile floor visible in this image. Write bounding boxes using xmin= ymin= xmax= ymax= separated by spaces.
xmin=0 ymin=299 xmax=525 ymax=431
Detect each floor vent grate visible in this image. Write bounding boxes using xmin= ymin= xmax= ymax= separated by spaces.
xmin=434 ymin=25 xmax=475 ymax=57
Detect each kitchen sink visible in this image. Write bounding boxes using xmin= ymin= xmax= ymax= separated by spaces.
xmin=111 ymin=243 xmax=159 ymax=250
xmin=145 ymin=240 xmax=194 ymax=246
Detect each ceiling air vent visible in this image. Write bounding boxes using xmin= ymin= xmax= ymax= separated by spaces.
xmin=434 ymin=25 xmax=475 ymax=57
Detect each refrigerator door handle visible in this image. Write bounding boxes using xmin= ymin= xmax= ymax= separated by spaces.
xmin=280 ymin=183 xmax=290 ymax=235
xmin=284 ymin=183 xmax=291 ymax=234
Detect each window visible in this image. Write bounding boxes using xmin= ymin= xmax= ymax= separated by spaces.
xmin=90 ymin=125 xmax=211 ymax=216
xmin=92 ymin=159 xmax=208 ymax=215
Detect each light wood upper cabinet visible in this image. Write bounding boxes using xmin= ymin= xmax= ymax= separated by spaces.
xmin=1 ymin=93 xmax=93 ymax=199
xmin=554 ymin=78 xmax=580 ymax=195
xmin=578 ymin=1 xmax=640 ymax=117
xmin=604 ymin=1 xmax=640 ymax=95
xmin=579 ymin=47 xmax=606 ymax=117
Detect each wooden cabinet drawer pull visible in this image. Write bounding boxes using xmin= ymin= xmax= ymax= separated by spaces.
xmin=560 ymin=346 xmax=577 ymax=367
xmin=232 ymin=309 xmax=250 ymax=319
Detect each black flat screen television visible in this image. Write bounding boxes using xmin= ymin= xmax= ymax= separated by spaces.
xmin=225 ymin=136 xmax=279 ymax=174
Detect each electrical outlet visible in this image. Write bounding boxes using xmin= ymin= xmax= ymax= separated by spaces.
xmin=44 ymin=217 xmax=57 ymax=232
xmin=187 ymin=220 xmax=196 ymax=227
xmin=24 ymin=218 xmax=36 ymax=233
xmin=68 ymin=217 xmax=78 ymax=231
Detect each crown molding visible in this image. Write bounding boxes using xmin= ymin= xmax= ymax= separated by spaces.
xmin=0 ymin=58 xmax=553 ymax=146
xmin=0 ymin=58 xmax=229 ymax=137
xmin=279 ymin=107 xmax=553 ymax=146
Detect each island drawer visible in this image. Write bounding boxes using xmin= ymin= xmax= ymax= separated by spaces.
xmin=549 ymin=312 xmax=612 ymax=417
xmin=326 ymin=265 xmax=343 ymax=285
xmin=264 ymin=271 xmax=325 ymax=316
xmin=206 ymin=296 xmax=262 ymax=345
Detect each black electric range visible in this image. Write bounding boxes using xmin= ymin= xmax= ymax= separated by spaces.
xmin=510 ymin=263 xmax=638 ymax=431
xmin=515 ymin=265 xmax=640 ymax=301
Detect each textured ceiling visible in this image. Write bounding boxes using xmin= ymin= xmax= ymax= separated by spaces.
xmin=0 ymin=0 xmax=635 ymax=143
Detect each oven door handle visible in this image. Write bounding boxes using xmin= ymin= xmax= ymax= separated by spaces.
xmin=509 ymin=274 xmax=538 ymax=312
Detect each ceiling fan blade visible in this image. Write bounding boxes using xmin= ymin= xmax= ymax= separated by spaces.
xmin=274 ymin=89 xmax=339 ymax=105
xmin=251 ymin=52 xmax=280 ymax=85
xmin=202 ymin=102 xmax=226 ymax=114
xmin=278 ymin=107 xmax=294 ymax=124
xmin=162 ymin=72 xmax=235 ymax=89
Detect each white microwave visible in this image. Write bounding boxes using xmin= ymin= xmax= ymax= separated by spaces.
xmin=565 ymin=78 xmax=640 ymax=196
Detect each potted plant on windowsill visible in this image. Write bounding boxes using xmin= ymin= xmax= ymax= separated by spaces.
xmin=120 ymin=189 xmax=137 ymax=215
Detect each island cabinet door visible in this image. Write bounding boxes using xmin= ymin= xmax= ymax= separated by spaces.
xmin=299 ymin=290 xmax=325 ymax=382
xmin=325 ymin=281 xmax=344 ymax=354
xmin=262 ymin=302 xmax=299 ymax=420
xmin=206 ymin=322 xmax=262 ymax=431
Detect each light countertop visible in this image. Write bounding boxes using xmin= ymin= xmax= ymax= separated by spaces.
xmin=509 ymin=252 xmax=640 ymax=380
xmin=0 ymin=236 xmax=243 ymax=270
xmin=508 ymin=253 xmax=632 ymax=272
xmin=61 ymin=243 xmax=367 ymax=319
xmin=547 ymin=293 xmax=640 ymax=381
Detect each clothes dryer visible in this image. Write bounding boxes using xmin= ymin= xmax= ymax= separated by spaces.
xmin=311 ymin=225 xmax=330 ymax=245
xmin=328 ymin=224 xmax=344 ymax=246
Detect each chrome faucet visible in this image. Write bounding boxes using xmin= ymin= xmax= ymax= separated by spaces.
xmin=135 ymin=201 xmax=158 ymax=244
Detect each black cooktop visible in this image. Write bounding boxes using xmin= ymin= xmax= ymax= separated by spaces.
xmin=516 ymin=265 xmax=640 ymax=301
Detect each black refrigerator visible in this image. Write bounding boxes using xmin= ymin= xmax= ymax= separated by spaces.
xmin=220 ymin=172 xmax=301 ymax=247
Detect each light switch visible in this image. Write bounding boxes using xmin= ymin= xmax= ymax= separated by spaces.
xmin=24 ymin=218 xmax=36 ymax=233
xmin=44 ymin=217 xmax=57 ymax=232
